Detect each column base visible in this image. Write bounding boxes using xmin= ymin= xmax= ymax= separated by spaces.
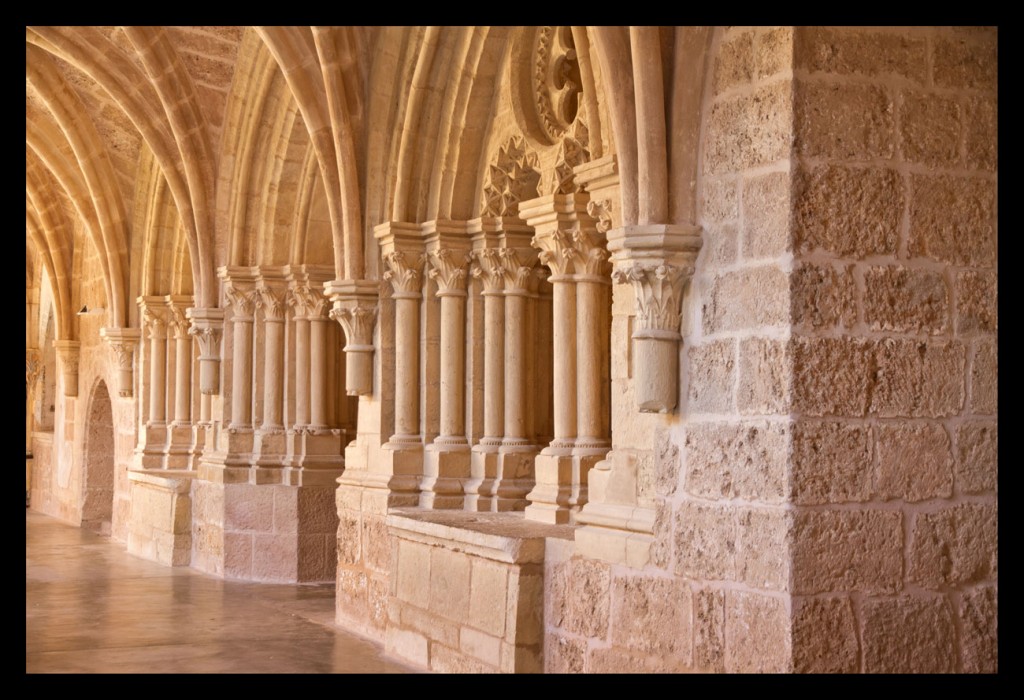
xmin=252 ymin=428 xmax=287 ymax=483
xmin=523 ymin=451 xmax=597 ymax=524
xmin=166 ymin=424 xmax=195 ymax=470
xmin=466 ymin=443 xmax=500 ymax=511
xmin=574 ymin=501 xmax=655 ymax=569
xmin=378 ymin=443 xmax=424 ymax=507
xmin=138 ymin=423 xmax=169 ymax=469
xmin=420 ymin=444 xmax=471 ymax=510
xmin=190 ymin=423 xmax=211 ymax=469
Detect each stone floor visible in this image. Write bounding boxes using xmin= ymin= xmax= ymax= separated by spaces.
xmin=26 ymin=510 xmax=416 ymax=674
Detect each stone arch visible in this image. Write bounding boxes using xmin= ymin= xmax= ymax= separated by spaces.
xmin=81 ymin=379 xmax=115 ymax=535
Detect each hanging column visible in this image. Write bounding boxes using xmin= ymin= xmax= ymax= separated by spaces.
xmin=187 ymin=307 xmax=223 ymax=467
xmin=421 ymin=237 xmax=472 ymax=510
xmin=220 ymin=267 xmax=259 ymax=468
xmin=100 ymin=327 xmax=140 ymax=399
xmin=166 ymin=297 xmax=195 ymax=470
xmin=253 ymin=271 xmax=288 ymax=482
xmin=137 ymin=297 xmax=169 ymax=469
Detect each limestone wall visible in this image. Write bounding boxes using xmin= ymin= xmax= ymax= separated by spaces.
xmin=787 ymin=26 xmax=997 ymax=673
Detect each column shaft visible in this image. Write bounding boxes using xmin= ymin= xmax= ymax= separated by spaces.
xmin=231 ymin=318 xmax=253 ymax=429
xmin=294 ymin=317 xmax=310 ymax=427
xmin=482 ymin=292 xmax=505 ymax=442
xmin=262 ymin=319 xmax=284 ymax=428
xmin=309 ymin=317 xmax=328 ymax=428
xmin=149 ymin=330 xmax=167 ymax=423
xmin=439 ymin=293 xmax=466 ymax=441
xmin=393 ymin=296 xmax=419 ymax=440
xmin=174 ymin=334 xmax=191 ymax=423
xmin=503 ymin=292 xmax=528 ymax=441
xmin=575 ymin=280 xmax=605 ymax=443
xmin=550 ymin=279 xmax=577 ymax=445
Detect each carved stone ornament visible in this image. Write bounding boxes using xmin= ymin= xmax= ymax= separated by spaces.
xmin=382 ymin=251 xmax=425 ymax=298
xmin=586 ymin=198 xmax=613 ymax=234
xmin=471 ymin=249 xmax=507 ymax=293
xmin=481 ymin=136 xmax=541 ymax=218
xmin=223 ymin=283 xmax=258 ymax=318
xmin=256 ymin=284 xmax=287 ymax=320
xmin=329 ymin=305 xmax=377 ymax=350
xmin=288 ymin=285 xmax=329 ymax=319
xmin=426 ymin=248 xmax=472 ymax=295
xmin=26 ymin=349 xmax=42 ymax=388
xmin=512 ymin=26 xmax=584 ymax=147
xmin=542 ymin=119 xmax=591 ymax=196
xmin=611 ymin=263 xmax=694 ymax=336
xmin=186 ymin=307 xmax=225 ymax=396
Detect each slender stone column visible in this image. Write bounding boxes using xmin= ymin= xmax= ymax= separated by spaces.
xmin=382 ymin=250 xmax=424 ymax=445
xmin=572 ymin=233 xmax=611 ymax=448
xmin=466 ymin=248 xmax=505 ymax=511
xmin=223 ymin=274 xmax=258 ymax=431
xmin=256 ymin=281 xmax=286 ymax=430
xmin=144 ymin=309 xmax=168 ymax=424
xmin=537 ymin=231 xmax=578 ymax=452
xmin=325 ymin=280 xmax=379 ymax=398
xmin=186 ymin=307 xmax=224 ymax=397
xmin=100 ymin=327 xmax=141 ymax=398
xmin=420 ymin=243 xmax=472 ymax=509
xmin=288 ymin=287 xmax=313 ymax=429
xmin=168 ymin=304 xmax=193 ymax=425
xmin=308 ymin=298 xmax=331 ymax=431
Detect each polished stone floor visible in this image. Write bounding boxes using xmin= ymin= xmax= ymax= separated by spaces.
xmin=26 ymin=510 xmax=415 ymax=674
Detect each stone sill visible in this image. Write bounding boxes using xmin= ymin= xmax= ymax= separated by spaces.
xmin=127 ymin=468 xmax=196 ymax=494
xmin=386 ymin=509 xmax=574 ymax=564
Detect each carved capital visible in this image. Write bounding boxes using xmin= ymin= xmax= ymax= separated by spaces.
xmin=287 ymin=285 xmax=326 ymax=319
xmin=167 ymin=304 xmax=191 ymax=338
xmin=256 ymin=283 xmax=287 ymax=321
xmin=498 ymin=248 xmax=540 ymax=293
xmin=330 ymin=305 xmax=378 ymax=348
xmin=142 ymin=307 xmax=167 ymax=340
xmin=53 ymin=339 xmax=80 ymax=398
xmin=224 ymin=282 xmax=258 ymax=319
xmin=188 ymin=324 xmax=222 ymax=359
xmin=612 ymin=263 xmax=693 ymax=335
xmin=186 ymin=307 xmax=224 ymax=396
xmin=382 ymin=250 xmax=425 ymax=298
xmin=426 ymin=248 xmax=472 ymax=295
xmin=471 ymin=249 xmax=506 ymax=294
xmin=586 ymin=198 xmax=613 ymax=234
xmin=26 ymin=349 xmax=41 ymax=388
xmin=533 ymin=228 xmax=581 ymax=277
xmin=101 ymin=329 xmax=140 ymax=398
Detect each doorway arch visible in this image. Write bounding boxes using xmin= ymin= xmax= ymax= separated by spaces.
xmin=81 ymin=379 xmax=115 ymax=535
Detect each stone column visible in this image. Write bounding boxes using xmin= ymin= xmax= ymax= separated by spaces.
xmin=144 ymin=308 xmax=168 ymax=424
xmin=420 ymin=244 xmax=472 ymax=509
xmin=100 ymin=327 xmax=141 ymax=398
xmin=466 ymin=248 xmax=505 ymax=511
xmin=382 ymin=250 xmax=424 ymax=446
xmin=165 ymin=298 xmax=195 ymax=470
xmin=289 ymin=286 xmax=313 ymax=430
xmin=186 ymin=307 xmax=224 ymax=397
xmin=222 ymin=274 xmax=256 ymax=431
xmin=520 ymin=193 xmax=605 ymax=524
xmin=257 ymin=283 xmax=286 ymax=430
xmin=308 ymin=299 xmax=331 ymax=432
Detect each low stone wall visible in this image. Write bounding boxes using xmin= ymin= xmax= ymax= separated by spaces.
xmin=385 ymin=510 xmax=573 ymax=673
xmin=127 ymin=470 xmax=194 ymax=566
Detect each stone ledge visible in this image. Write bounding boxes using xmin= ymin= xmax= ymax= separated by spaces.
xmin=386 ymin=509 xmax=574 ymax=564
xmin=127 ymin=469 xmax=195 ymax=494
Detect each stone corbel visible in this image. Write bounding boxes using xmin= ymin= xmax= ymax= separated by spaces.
xmin=186 ymin=307 xmax=224 ymax=395
xmin=325 ymin=279 xmax=379 ymax=397
xmin=607 ymin=224 xmax=702 ymax=413
xmin=53 ymin=339 xmax=80 ymax=398
xmin=100 ymin=327 xmax=141 ymax=397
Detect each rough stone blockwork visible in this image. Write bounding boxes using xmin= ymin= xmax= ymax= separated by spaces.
xmin=789 ymin=26 xmax=998 ymax=673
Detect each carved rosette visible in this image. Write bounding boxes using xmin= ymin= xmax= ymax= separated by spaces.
xmin=382 ymin=251 xmax=425 ymax=299
xmin=612 ymin=263 xmax=692 ymax=338
xmin=513 ymin=26 xmax=584 ymax=147
xmin=426 ymin=248 xmax=472 ymax=297
xmin=187 ymin=307 xmax=224 ymax=396
xmin=53 ymin=340 xmax=80 ymax=398
xmin=255 ymin=284 xmax=287 ymax=321
xmin=26 ymin=349 xmax=41 ymax=389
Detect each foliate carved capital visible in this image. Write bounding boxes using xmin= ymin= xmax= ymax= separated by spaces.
xmin=288 ymin=285 xmax=329 ymax=319
xmin=330 ymin=305 xmax=378 ymax=348
xmin=471 ymin=249 xmax=507 ymax=294
xmin=224 ymin=282 xmax=258 ymax=318
xmin=426 ymin=248 xmax=472 ymax=295
xmin=256 ymin=284 xmax=287 ymax=321
xmin=611 ymin=263 xmax=694 ymax=335
xmin=186 ymin=309 xmax=224 ymax=361
xmin=498 ymin=248 xmax=540 ymax=293
xmin=143 ymin=307 xmax=168 ymax=340
xmin=572 ymin=229 xmax=610 ymax=278
xmin=26 ymin=349 xmax=41 ymax=387
xmin=586 ymin=198 xmax=613 ymax=234
xmin=53 ymin=340 xmax=80 ymax=397
xmin=382 ymin=251 xmax=425 ymax=298
xmin=167 ymin=305 xmax=190 ymax=338
xmin=105 ymin=339 xmax=136 ymax=371
xmin=533 ymin=228 xmax=579 ymax=277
